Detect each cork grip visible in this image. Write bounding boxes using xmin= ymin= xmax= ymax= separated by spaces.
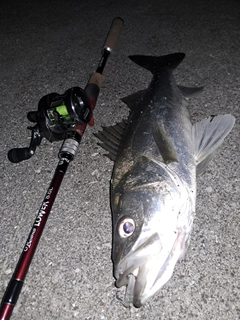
xmin=88 ymin=72 xmax=103 ymax=87
xmin=103 ymin=17 xmax=124 ymax=53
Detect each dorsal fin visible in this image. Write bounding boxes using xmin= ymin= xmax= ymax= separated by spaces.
xmin=94 ymin=121 xmax=127 ymax=161
xmin=121 ymin=89 xmax=147 ymax=110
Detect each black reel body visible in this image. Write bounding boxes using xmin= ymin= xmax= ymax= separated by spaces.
xmin=34 ymin=86 xmax=92 ymax=142
xmin=8 ymin=87 xmax=92 ymax=163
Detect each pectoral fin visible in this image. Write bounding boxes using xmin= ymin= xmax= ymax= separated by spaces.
xmin=152 ymin=122 xmax=179 ymax=164
xmin=193 ymin=114 xmax=235 ymax=175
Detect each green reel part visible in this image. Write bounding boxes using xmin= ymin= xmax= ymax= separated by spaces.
xmin=56 ymin=105 xmax=71 ymax=120
xmin=47 ymin=104 xmax=71 ymax=125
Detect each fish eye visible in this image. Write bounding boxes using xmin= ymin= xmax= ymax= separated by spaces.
xmin=118 ymin=217 xmax=135 ymax=238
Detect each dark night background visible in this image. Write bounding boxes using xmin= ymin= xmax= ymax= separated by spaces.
xmin=0 ymin=0 xmax=239 ymax=319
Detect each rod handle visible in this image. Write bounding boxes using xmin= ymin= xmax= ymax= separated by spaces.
xmin=8 ymin=148 xmax=32 ymax=163
xmin=102 ymin=17 xmax=124 ymax=54
xmin=87 ymin=72 xmax=103 ymax=88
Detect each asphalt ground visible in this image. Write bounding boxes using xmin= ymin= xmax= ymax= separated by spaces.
xmin=0 ymin=0 xmax=239 ymax=319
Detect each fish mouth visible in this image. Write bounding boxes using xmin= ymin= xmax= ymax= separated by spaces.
xmin=115 ymin=231 xmax=184 ymax=308
xmin=115 ymin=232 xmax=164 ymax=308
xmin=116 ymin=261 xmax=160 ymax=308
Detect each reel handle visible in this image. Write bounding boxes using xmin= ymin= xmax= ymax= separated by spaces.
xmin=8 ymin=125 xmax=42 ymax=163
xmin=8 ymin=148 xmax=33 ymax=163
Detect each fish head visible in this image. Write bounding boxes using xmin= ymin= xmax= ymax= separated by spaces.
xmin=111 ymin=157 xmax=193 ymax=307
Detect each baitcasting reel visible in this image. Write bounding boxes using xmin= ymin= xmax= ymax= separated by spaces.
xmin=8 ymin=86 xmax=92 ymax=163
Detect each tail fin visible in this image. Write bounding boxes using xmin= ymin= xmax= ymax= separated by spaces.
xmin=129 ymin=53 xmax=185 ymax=74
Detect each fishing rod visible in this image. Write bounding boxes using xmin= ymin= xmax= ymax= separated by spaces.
xmin=0 ymin=17 xmax=124 ymax=320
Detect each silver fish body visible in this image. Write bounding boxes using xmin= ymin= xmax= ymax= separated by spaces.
xmin=95 ymin=53 xmax=235 ymax=307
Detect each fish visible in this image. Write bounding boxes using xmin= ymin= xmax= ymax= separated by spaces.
xmin=94 ymin=53 xmax=235 ymax=308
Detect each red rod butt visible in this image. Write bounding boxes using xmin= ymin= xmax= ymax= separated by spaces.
xmin=0 ymin=303 xmax=14 ymax=320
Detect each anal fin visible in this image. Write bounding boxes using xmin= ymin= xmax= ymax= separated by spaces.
xmin=178 ymin=85 xmax=204 ymax=97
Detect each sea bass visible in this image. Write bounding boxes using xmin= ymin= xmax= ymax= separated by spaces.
xmin=95 ymin=53 xmax=235 ymax=307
